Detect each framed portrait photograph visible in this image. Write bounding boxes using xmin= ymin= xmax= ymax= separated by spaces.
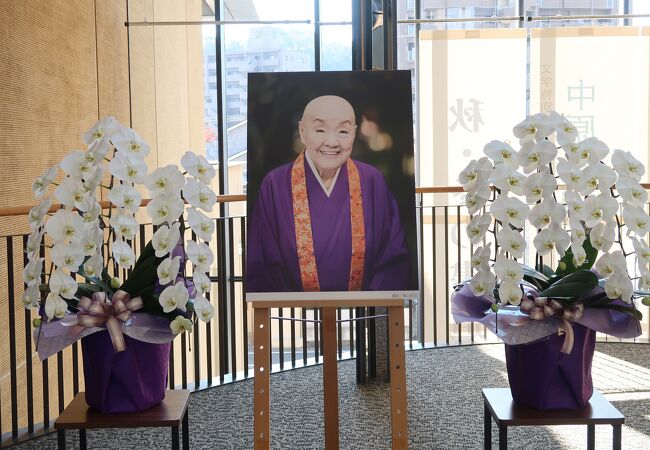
xmin=246 ymin=70 xmax=418 ymax=300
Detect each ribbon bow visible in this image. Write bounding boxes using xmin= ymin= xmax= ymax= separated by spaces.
xmin=72 ymin=290 xmax=143 ymax=353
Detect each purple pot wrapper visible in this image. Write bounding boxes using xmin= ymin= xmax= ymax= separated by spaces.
xmin=505 ymin=322 xmax=595 ymax=410
xmin=81 ymin=331 xmax=171 ymax=414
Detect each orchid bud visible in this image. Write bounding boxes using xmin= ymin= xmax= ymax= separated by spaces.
xmin=32 ymin=318 xmax=42 ymax=328
xmin=642 ymin=297 xmax=650 ymax=306
xmin=557 ymin=261 xmax=566 ymax=272
xmin=110 ymin=277 xmax=121 ymax=289
xmin=490 ymin=303 xmax=499 ymax=313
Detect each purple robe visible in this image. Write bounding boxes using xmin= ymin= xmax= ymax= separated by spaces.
xmin=247 ymin=157 xmax=411 ymax=292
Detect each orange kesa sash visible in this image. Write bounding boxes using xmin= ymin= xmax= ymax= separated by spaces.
xmin=291 ymin=152 xmax=365 ymax=291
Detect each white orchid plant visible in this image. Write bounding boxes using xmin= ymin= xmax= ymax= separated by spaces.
xmin=460 ymin=111 xmax=646 ymax=322
xmin=23 ymin=116 xmax=216 ymax=336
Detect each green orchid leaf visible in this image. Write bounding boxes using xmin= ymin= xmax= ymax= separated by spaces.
xmin=522 ymin=265 xmax=549 ymax=281
xmin=539 ymin=269 xmax=598 ymax=298
xmin=522 ymin=275 xmax=543 ymax=291
xmin=542 ymin=264 xmax=555 ymax=278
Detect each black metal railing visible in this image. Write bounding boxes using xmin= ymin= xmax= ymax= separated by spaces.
xmin=1 ymin=195 xmax=648 ymax=446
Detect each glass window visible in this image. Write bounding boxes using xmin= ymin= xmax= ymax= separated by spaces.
xmin=320 ymin=25 xmax=352 ymax=71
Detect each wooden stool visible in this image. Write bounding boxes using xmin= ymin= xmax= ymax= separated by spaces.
xmin=54 ymin=389 xmax=190 ymax=450
xmin=482 ymin=388 xmax=624 ymax=450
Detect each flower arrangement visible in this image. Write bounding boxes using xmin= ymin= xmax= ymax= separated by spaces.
xmin=23 ymin=116 xmax=217 ymax=355
xmin=453 ymin=111 xmax=644 ymax=349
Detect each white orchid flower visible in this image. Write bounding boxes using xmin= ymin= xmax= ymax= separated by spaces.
xmin=579 ymin=163 xmax=616 ymax=195
xmin=146 ymin=193 xmax=185 ymax=226
xmin=582 ymin=196 xmax=604 ymax=228
xmin=612 ymin=149 xmax=645 ymax=181
xmin=110 ymin=210 xmax=139 ymax=240
xmin=22 ymin=285 xmax=40 ymax=308
xmin=28 ymin=198 xmax=52 ymax=230
xmin=577 ymin=137 xmax=609 ymax=166
xmin=112 ymin=127 xmax=150 ymax=159
xmin=496 ymin=228 xmax=525 ymax=259
xmin=523 ymin=170 xmax=556 ymax=204
xmin=604 ymin=274 xmax=633 ymax=303
xmin=151 ymin=222 xmax=181 ymax=258
xmin=170 ymin=315 xmax=193 ymax=334
xmin=108 ymin=151 xmax=148 ymax=184
xmin=111 ymin=238 xmax=135 ymax=268
xmin=187 ymin=208 xmax=215 ymax=242
xmin=466 ymin=213 xmax=492 ymax=244
xmin=60 ymin=150 xmax=93 ymax=180
xmin=631 ymin=237 xmax=650 ymax=266
xmin=490 ymin=165 xmax=525 ymax=196
xmin=551 ymin=112 xmax=578 ymax=146
xmin=44 ymin=292 xmax=68 ymax=320
xmin=534 ymin=223 xmax=570 ymax=257
xmin=192 ymin=295 xmax=215 ymax=322
xmin=595 ymin=251 xmax=627 ymax=278
xmin=83 ymin=254 xmax=104 ymax=278
xmin=494 ymin=255 xmax=523 ymax=282
xmin=182 ymin=179 xmax=217 ymax=213
xmin=470 ymin=244 xmax=492 ymax=271
xmin=83 ymin=116 xmax=120 ymax=146
xmin=513 ymin=113 xmax=554 ymax=143
xmin=564 ymin=189 xmax=586 ymax=221
xmin=82 ymin=199 xmax=102 ymax=224
xmin=465 ymin=190 xmax=490 ymax=216
xmin=54 ymin=177 xmax=93 ymax=212
xmin=517 ymin=140 xmax=557 ymax=174
xmin=23 ymin=257 xmax=44 ymax=286
xmin=458 ymin=157 xmax=492 ymax=192
xmin=157 ymin=256 xmax=181 ymax=286
xmin=571 ymin=241 xmax=587 ymax=267
xmin=32 ymin=165 xmax=58 ymax=198
xmin=49 ymin=268 xmax=78 ymax=299
xmin=556 ymin=158 xmax=584 ymax=191
xmin=192 ymin=271 xmax=212 ymax=294
xmin=569 ymin=215 xmax=586 ymax=245
xmin=108 ymin=183 xmax=142 ymax=214
xmin=589 ymin=221 xmax=615 ymax=252
xmin=469 ymin=270 xmax=496 ymax=297
xmin=483 ymin=140 xmax=518 ymax=167
xmin=159 ymin=281 xmax=189 ymax=313
xmin=616 ymin=175 xmax=647 ymax=207
xmin=498 ymin=280 xmax=523 ymax=306
xmin=186 ymin=240 xmax=214 ymax=272
xmin=80 ymin=223 xmax=103 ymax=256
xmin=562 ymin=142 xmax=581 ymax=165
xmin=45 ymin=209 xmax=86 ymax=244
xmin=145 ymin=165 xmax=186 ymax=196
xmin=528 ymin=199 xmax=566 ymax=228
xmin=181 ymin=151 xmax=216 ymax=184
xmin=489 ymin=195 xmax=529 ymax=229
xmin=82 ymin=164 xmax=105 ymax=192
xmin=25 ymin=228 xmax=45 ymax=257
xmin=623 ymin=205 xmax=650 ymax=237
xmin=51 ymin=243 xmax=84 ymax=271
xmin=638 ymin=271 xmax=650 ymax=291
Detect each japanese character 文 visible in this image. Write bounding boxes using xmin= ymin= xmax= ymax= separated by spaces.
xmin=449 ymin=98 xmax=485 ymax=133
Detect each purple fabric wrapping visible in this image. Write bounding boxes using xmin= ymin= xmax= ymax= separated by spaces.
xmin=247 ymin=157 xmax=413 ymax=292
xmin=451 ymin=284 xmax=642 ymax=343
xmin=81 ymin=331 xmax=170 ymax=414
xmin=505 ymin=322 xmax=595 ymax=410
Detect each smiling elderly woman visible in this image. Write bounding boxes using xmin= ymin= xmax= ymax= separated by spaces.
xmin=247 ymin=95 xmax=411 ymax=293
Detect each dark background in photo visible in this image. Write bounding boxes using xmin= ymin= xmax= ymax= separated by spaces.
xmin=247 ymin=70 xmax=418 ymax=290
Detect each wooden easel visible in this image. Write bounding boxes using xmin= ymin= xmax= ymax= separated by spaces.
xmin=247 ymin=293 xmax=409 ymax=450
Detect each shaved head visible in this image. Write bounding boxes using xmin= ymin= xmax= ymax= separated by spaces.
xmin=301 ymin=95 xmax=356 ymax=125
xmin=298 ymin=95 xmax=358 ymax=185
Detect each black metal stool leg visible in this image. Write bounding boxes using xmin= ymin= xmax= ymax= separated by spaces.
xmin=587 ymin=424 xmax=595 ymax=450
xmin=613 ymin=424 xmax=622 ymax=450
xmin=182 ymin=411 xmax=189 ymax=450
xmin=484 ymin=403 xmax=491 ymax=450
xmin=172 ymin=425 xmax=180 ymax=450
xmin=79 ymin=428 xmax=87 ymax=450
xmin=57 ymin=430 xmax=65 ymax=449
xmin=498 ymin=425 xmax=507 ymax=450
